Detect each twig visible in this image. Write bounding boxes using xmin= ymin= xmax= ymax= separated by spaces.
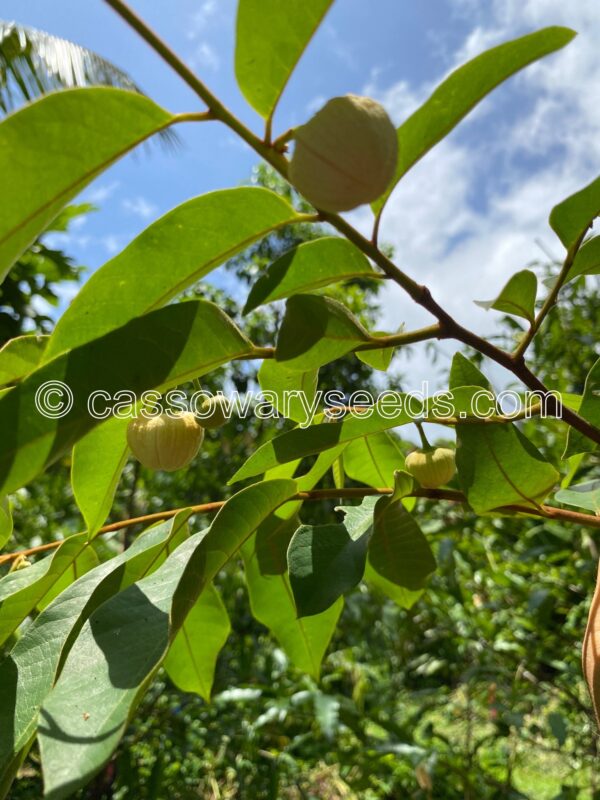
xmin=3 ymin=486 xmax=600 ymax=566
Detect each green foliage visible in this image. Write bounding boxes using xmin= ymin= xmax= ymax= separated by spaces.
xmin=243 ymin=236 xmax=376 ymax=313
xmin=46 ymin=188 xmax=302 ymax=359
xmin=476 ymin=269 xmax=538 ymax=323
xmin=235 ymin=0 xmax=333 ymax=120
xmin=276 ymin=293 xmax=372 ymax=370
xmin=373 ymin=26 xmax=575 ymax=213
xmin=0 ymin=89 xmax=174 ymax=279
xmin=550 ymin=174 xmax=600 ymax=250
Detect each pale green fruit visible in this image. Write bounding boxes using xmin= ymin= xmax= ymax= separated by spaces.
xmin=127 ymin=412 xmax=204 ymax=472
xmin=199 ymin=395 xmax=230 ymax=430
xmin=404 ymin=447 xmax=456 ymax=489
xmin=289 ymin=94 xmax=398 ymax=213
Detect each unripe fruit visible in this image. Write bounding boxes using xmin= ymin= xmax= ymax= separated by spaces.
xmin=199 ymin=395 xmax=230 ymax=430
xmin=289 ymin=94 xmax=398 ymax=213
xmin=404 ymin=447 xmax=456 ymax=489
xmin=126 ymin=412 xmax=204 ymax=472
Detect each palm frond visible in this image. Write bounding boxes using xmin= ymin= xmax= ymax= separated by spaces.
xmin=0 ymin=20 xmax=178 ymax=147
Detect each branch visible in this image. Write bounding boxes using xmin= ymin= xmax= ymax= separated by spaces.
xmin=2 ymin=486 xmax=600 ymax=565
xmin=102 ymin=0 xmax=600 ymax=448
xmin=355 ymin=323 xmax=443 ymax=351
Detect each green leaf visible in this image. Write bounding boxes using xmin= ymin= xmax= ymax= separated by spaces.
xmin=258 ymin=360 xmax=319 ymax=424
xmin=0 ymin=88 xmax=173 ymax=280
xmin=71 ymin=418 xmax=130 ymax=537
xmin=35 ymin=546 xmax=100 ymax=612
xmin=0 ymin=300 xmax=253 ymax=496
xmin=0 ymin=335 xmax=48 ymax=387
xmin=355 ymin=331 xmax=396 ymax=372
xmin=364 ymin=562 xmax=423 ymax=609
xmin=288 ymin=522 xmax=370 ymax=616
xmin=343 ymin=432 xmax=404 ymax=488
xmin=276 ymin=294 xmax=371 ymax=371
xmin=0 ymin=497 xmax=12 ymax=550
xmin=254 ymin=512 xmax=301 ymax=575
xmin=0 ymin=515 xmax=189 ymax=783
xmin=564 ymin=357 xmax=600 ymax=458
xmin=373 ymin=27 xmax=575 ymax=213
xmin=229 ymin=398 xmax=418 ymax=483
xmin=370 ymin=496 xmax=436 ymax=591
xmin=456 ymin=417 xmax=559 ymax=512
xmin=567 ymin=236 xmax=600 ymax=281
xmin=243 ymin=237 xmax=376 ymax=314
xmin=336 ymin=496 xmax=423 ymax=607
xmin=449 ymin=352 xmax=492 ymax=391
xmin=235 ymin=0 xmax=333 ymax=119
xmin=39 ymin=480 xmax=297 ymax=798
xmin=555 ymin=480 xmax=600 ymax=513
xmin=475 ymin=269 xmax=537 ymax=323
xmin=164 ymin=583 xmax=230 ymax=702
xmin=550 ymin=175 xmax=600 ymax=250
xmin=332 ymin=455 xmax=344 ymax=490
xmin=391 ymin=470 xmax=415 ymax=504
xmin=241 ymin=533 xmax=342 ymax=677
xmin=274 ymin=444 xmax=349 ymax=522
xmin=46 ymin=188 xmax=300 ymax=359
xmin=0 ymin=533 xmax=92 ymax=646
xmin=449 ymin=356 xmax=559 ymax=513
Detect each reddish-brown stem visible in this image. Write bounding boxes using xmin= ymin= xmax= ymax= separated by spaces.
xmin=2 ymin=487 xmax=600 ymax=566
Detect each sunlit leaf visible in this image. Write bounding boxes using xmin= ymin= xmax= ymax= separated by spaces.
xmin=475 ymin=269 xmax=537 ymax=323
xmin=564 ymin=357 xmax=600 ymax=458
xmin=71 ymin=417 xmax=130 ymax=537
xmin=373 ymin=27 xmax=575 ymax=212
xmin=450 ymin=354 xmax=558 ymax=512
xmin=343 ymin=432 xmax=404 ymax=488
xmin=258 ymin=360 xmax=318 ymax=424
xmin=235 ymin=0 xmax=333 ymax=119
xmin=550 ymin=175 xmax=600 ymax=250
xmin=244 ymin=237 xmax=376 ymax=314
xmin=0 ymin=88 xmax=174 ymax=279
xmin=46 ymin=188 xmax=300 ymax=359
xmin=0 ymin=335 xmax=48 ymax=387
xmin=241 ymin=533 xmax=342 ymax=677
xmin=276 ymin=294 xmax=371 ymax=371
xmin=567 ymin=236 xmax=600 ymax=281
xmin=555 ymin=480 xmax=600 ymax=513
xmin=164 ymin=583 xmax=231 ymax=702
xmin=230 ymin=400 xmax=418 ymax=483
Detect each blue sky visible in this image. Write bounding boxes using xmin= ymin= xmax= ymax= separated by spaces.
xmin=4 ymin=0 xmax=599 ymax=386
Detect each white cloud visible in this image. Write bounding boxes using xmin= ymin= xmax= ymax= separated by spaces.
xmin=122 ymin=196 xmax=158 ymax=220
xmin=187 ymin=0 xmax=218 ymax=39
xmin=355 ymin=0 xmax=599 ymax=387
xmin=86 ymin=181 xmax=120 ymax=204
xmin=102 ymin=235 xmax=122 ymax=256
xmin=191 ymin=41 xmax=220 ymax=72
